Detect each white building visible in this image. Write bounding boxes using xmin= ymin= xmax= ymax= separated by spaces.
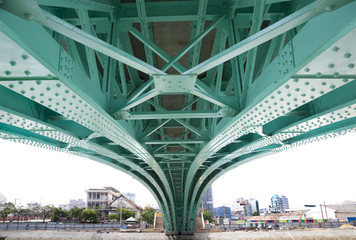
xmin=231 ymin=198 xmax=250 ymax=216
xmin=0 ymin=193 xmax=6 ymax=204
xmin=86 ymin=187 xmax=120 ymax=209
xmin=86 ymin=187 xmax=142 ymax=218
xmin=69 ymin=199 xmax=86 ymax=209
xmin=123 ymin=192 xmax=136 ymax=203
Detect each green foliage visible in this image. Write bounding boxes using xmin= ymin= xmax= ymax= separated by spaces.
xmin=41 ymin=206 xmax=52 ymax=223
xmin=69 ymin=207 xmax=85 ymax=221
xmin=50 ymin=207 xmax=68 ymax=222
xmin=118 ymin=208 xmax=136 ymax=220
xmin=202 ymin=208 xmax=214 ymax=223
xmin=81 ymin=209 xmax=99 ymax=223
xmin=108 ymin=214 xmax=120 ymax=222
xmin=0 ymin=204 xmax=13 ymax=223
xmin=141 ymin=206 xmax=156 ymax=224
xmin=252 ymin=211 xmax=260 ymax=216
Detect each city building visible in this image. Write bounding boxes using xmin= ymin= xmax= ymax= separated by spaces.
xmin=123 ymin=193 xmax=136 ymax=203
xmin=58 ymin=204 xmax=69 ymax=211
xmin=259 ymin=208 xmax=270 ymax=215
xmin=86 ymin=187 xmax=142 ymax=218
xmin=86 ymin=187 xmax=120 ymax=209
xmin=69 ymin=199 xmax=86 ymax=209
xmin=231 ymin=198 xmax=250 ymax=216
xmin=213 ymin=206 xmax=231 ymax=219
xmin=200 ymin=186 xmax=214 ymax=213
xmin=271 ymin=194 xmax=289 ymax=213
xmin=326 ymin=204 xmax=356 ymax=221
xmin=27 ymin=202 xmax=40 ymax=210
xmin=249 ymin=198 xmax=260 ymax=215
xmin=281 ymin=195 xmax=289 ymax=211
xmin=0 ymin=193 xmax=6 ymax=204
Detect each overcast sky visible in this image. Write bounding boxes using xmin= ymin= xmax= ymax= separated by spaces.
xmin=1 ymin=132 xmax=355 ymax=210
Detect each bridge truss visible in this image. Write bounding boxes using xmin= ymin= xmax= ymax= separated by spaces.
xmin=0 ymin=0 xmax=356 ymax=235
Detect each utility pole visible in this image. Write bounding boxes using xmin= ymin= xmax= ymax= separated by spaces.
xmin=120 ymin=198 xmax=122 ymax=226
xmin=320 ymin=204 xmax=325 ymax=227
xmin=324 ymin=201 xmax=329 ymax=220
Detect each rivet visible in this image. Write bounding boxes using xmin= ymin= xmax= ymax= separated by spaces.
xmin=316 ymin=72 xmax=322 ymax=77
xmin=24 ymin=70 xmax=31 ymax=75
xmin=9 ymin=84 xmax=14 ymax=88
xmin=9 ymin=60 xmax=16 ymax=66
xmin=333 ymin=72 xmax=339 ymax=78
xmin=328 ymin=64 xmax=334 ymax=69
xmin=21 ymin=55 xmax=29 ymax=60
xmin=325 ymin=5 xmax=334 ymax=11
xmin=348 ymin=64 xmax=355 ymax=69
xmin=5 ymin=70 xmax=11 ymax=75
xmin=344 ymin=53 xmax=352 ymax=59
xmin=18 ymin=81 xmax=23 ymax=85
xmin=24 ymin=13 xmax=34 ymax=20
xmin=332 ymin=46 xmax=339 ymax=52
xmin=305 ymin=68 xmax=310 ymax=72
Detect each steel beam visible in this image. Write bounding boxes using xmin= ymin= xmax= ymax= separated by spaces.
xmin=117 ymin=110 xmax=233 ymax=120
xmin=183 ymin=0 xmax=352 ymax=75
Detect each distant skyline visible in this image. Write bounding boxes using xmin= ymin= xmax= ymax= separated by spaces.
xmin=1 ymin=132 xmax=356 ymax=210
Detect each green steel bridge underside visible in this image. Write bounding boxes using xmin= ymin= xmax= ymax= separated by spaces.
xmin=0 ymin=0 xmax=356 ymax=235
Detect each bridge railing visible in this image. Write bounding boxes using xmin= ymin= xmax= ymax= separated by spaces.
xmin=0 ymin=222 xmax=133 ymax=231
xmin=205 ymin=220 xmax=356 ymax=231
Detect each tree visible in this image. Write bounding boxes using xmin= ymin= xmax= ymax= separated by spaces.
xmin=81 ymin=209 xmax=99 ymax=223
xmin=107 ymin=214 xmax=120 ymax=222
xmin=50 ymin=207 xmax=68 ymax=222
xmin=40 ymin=206 xmax=52 ymax=223
xmin=69 ymin=207 xmax=85 ymax=222
xmin=252 ymin=211 xmax=260 ymax=216
xmin=118 ymin=208 xmax=136 ymax=221
xmin=141 ymin=206 xmax=156 ymax=224
xmin=202 ymin=208 xmax=214 ymax=223
xmin=0 ymin=206 xmax=12 ymax=223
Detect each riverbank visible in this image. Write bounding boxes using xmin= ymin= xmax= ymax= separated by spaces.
xmin=1 ymin=229 xmax=356 ymax=239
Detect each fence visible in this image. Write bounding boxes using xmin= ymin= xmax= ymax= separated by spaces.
xmin=205 ymin=220 xmax=356 ymax=230
xmin=0 ymin=222 xmax=137 ymax=231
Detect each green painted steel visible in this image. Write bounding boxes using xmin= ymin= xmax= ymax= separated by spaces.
xmin=0 ymin=0 xmax=356 ymax=236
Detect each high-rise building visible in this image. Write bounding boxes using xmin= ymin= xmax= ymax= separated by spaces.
xmin=69 ymin=199 xmax=86 ymax=209
xmin=249 ymin=198 xmax=259 ymax=214
xmin=123 ymin=192 xmax=136 ymax=203
xmin=280 ymin=195 xmax=289 ymax=211
xmin=231 ymin=198 xmax=250 ymax=216
xmin=0 ymin=193 xmax=6 ymax=204
xmin=271 ymin=194 xmax=289 ymax=212
xmin=200 ymin=185 xmax=214 ymax=213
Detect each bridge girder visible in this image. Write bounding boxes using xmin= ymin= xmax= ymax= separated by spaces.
xmin=0 ymin=0 xmax=356 ymax=235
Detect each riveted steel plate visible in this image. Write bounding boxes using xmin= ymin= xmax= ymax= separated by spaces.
xmin=153 ymin=74 xmax=196 ymax=94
